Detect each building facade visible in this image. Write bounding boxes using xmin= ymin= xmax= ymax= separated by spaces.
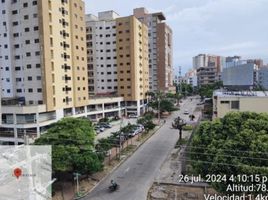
xmin=193 ymin=54 xmax=225 ymax=86
xmin=258 ymin=66 xmax=268 ymax=90
xmin=213 ymin=90 xmax=268 ymax=119
xmin=116 ymin=15 xmax=149 ymax=116
xmin=86 ymin=11 xmax=119 ymax=96
xmin=222 ymin=62 xmax=258 ymax=89
xmin=0 ymin=1 xmax=126 ymax=144
xmin=133 ymin=8 xmax=175 ymax=93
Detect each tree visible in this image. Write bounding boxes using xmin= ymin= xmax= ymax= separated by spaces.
xmin=34 ymin=118 xmax=104 ymax=178
xmin=198 ymin=81 xmax=223 ymax=98
xmin=190 ymin=112 xmax=268 ymax=195
xmin=137 ymin=113 xmax=156 ymax=133
xmin=150 ymin=99 xmax=177 ymax=112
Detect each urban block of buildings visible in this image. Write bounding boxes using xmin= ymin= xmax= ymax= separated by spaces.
xmin=0 ymin=1 xmax=174 ymax=144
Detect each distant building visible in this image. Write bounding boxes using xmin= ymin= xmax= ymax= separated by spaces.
xmin=213 ymin=90 xmax=268 ymax=119
xmin=185 ymin=69 xmax=197 ymax=87
xmin=197 ymin=65 xmax=220 ymax=86
xmin=222 ymin=62 xmax=258 ymax=89
xmin=193 ymin=54 xmax=225 ymax=86
xmin=258 ymin=66 xmax=268 ymax=89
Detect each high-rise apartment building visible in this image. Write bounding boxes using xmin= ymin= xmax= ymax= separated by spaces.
xmin=0 ymin=1 xmax=125 ymax=144
xmin=86 ymin=12 xmax=149 ymax=116
xmin=0 ymin=0 xmax=88 ymax=110
xmin=116 ymin=15 xmax=149 ymax=115
xmin=133 ymin=8 xmax=174 ymax=93
xmin=86 ymin=11 xmax=119 ymax=96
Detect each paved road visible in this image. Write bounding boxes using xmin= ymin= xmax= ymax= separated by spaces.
xmin=83 ymin=97 xmax=199 ymax=200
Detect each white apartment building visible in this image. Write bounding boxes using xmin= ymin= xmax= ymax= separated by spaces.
xmin=0 ymin=0 xmax=43 ymax=105
xmin=86 ymin=11 xmax=119 ymax=96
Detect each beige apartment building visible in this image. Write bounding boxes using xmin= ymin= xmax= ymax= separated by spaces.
xmin=133 ymin=8 xmax=175 ymax=93
xmin=39 ymin=0 xmax=89 ymax=111
xmin=0 ymin=0 xmax=125 ymax=144
xmin=213 ymin=90 xmax=268 ymax=119
xmin=116 ymin=16 xmax=149 ymax=115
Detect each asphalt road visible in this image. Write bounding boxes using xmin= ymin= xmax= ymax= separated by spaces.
xmin=82 ymin=97 xmax=200 ymax=200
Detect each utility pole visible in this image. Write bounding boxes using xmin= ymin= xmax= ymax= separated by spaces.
xmin=73 ymin=172 xmax=81 ymax=196
xmin=118 ymin=114 xmax=124 ymax=160
xmin=158 ymin=96 xmax=160 ymax=125
xmin=179 ymin=66 xmax=182 ymax=94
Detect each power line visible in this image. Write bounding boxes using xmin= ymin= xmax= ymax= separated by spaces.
xmin=183 ymin=151 xmax=268 ymax=161
xmin=181 ymin=145 xmax=268 ymax=155
xmin=178 ymin=156 xmax=268 ymax=172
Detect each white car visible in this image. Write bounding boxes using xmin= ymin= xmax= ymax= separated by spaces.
xmin=183 ymin=110 xmax=189 ymax=115
xmin=129 ymin=114 xmax=138 ymax=118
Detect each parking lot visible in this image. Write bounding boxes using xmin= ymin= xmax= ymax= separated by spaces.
xmin=96 ymin=118 xmax=138 ymax=140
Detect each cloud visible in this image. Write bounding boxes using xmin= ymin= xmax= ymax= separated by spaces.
xmin=85 ymin=0 xmax=268 ymax=72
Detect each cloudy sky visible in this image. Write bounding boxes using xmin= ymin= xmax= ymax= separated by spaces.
xmin=85 ymin=0 xmax=268 ymax=74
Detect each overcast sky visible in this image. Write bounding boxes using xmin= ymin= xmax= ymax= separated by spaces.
xmin=85 ymin=0 xmax=268 ymax=74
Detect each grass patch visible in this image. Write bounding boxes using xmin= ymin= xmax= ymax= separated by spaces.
xmin=182 ymin=125 xmax=193 ymax=131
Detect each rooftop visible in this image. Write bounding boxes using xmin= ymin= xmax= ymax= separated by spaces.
xmin=214 ymin=90 xmax=268 ymax=97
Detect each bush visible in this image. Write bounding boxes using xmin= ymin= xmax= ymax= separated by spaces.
xmin=182 ymin=125 xmax=193 ymax=131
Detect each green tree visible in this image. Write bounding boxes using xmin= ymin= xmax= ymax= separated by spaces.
xmin=34 ymin=118 xmax=103 ymax=178
xmin=137 ymin=113 xmax=156 ymax=133
xmin=198 ymin=81 xmax=223 ymax=98
xmin=190 ymin=112 xmax=268 ymax=195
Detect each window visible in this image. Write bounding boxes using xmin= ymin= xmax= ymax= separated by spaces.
xmin=12 ymin=21 xmax=18 ymax=26
xmin=34 ymin=39 xmax=39 ymax=43
xmin=15 ymin=66 xmax=21 ymax=71
xmin=28 ymin=77 xmax=32 ymax=81
xmin=220 ymin=101 xmax=229 ymax=104
xmin=12 ymin=10 xmax=18 ymax=15
xmin=25 ymin=27 xmax=30 ymax=32
xmin=26 ymin=52 xmax=31 ymax=57
xmin=33 ymin=26 xmax=39 ymax=31
xmin=37 ymin=88 xmax=42 ymax=92
xmin=32 ymin=1 xmax=37 ymax=6
xmin=28 ymin=88 xmax=33 ymax=93
xmin=23 ymin=2 xmax=28 ymax=7
xmin=36 ymin=63 xmax=40 ymax=68
xmin=24 ymin=15 xmax=29 ymax=20
xmin=231 ymin=101 xmax=239 ymax=109
xmin=36 ymin=76 xmax=41 ymax=80
xmin=26 ymin=64 xmax=31 ymax=69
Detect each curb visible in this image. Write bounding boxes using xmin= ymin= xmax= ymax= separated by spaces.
xmin=74 ymin=124 xmax=164 ymax=200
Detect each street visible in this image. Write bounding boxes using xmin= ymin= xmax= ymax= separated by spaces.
xmin=82 ymin=97 xmax=200 ymax=200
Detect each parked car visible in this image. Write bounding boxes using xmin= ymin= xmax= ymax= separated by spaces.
xmin=99 ymin=127 xmax=105 ymax=132
xmin=128 ymin=114 xmax=138 ymax=118
xmin=183 ymin=110 xmax=189 ymax=115
xmin=197 ymin=101 xmax=204 ymax=105
xmin=128 ymin=130 xmax=137 ymax=137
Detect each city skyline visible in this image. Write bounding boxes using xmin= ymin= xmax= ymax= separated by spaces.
xmin=85 ymin=0 xmax=268 ymax=74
